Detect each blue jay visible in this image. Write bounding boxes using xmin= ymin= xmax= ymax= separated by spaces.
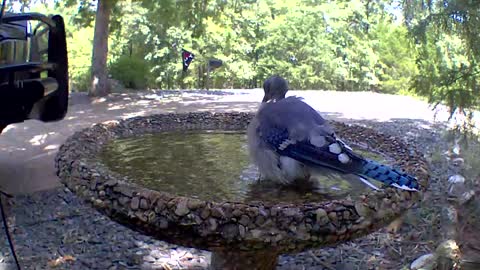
xmin=247 ymin=75 xmax=419 ymax=191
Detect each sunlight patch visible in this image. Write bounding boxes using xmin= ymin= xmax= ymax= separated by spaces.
xmin=92 ymin=97 xmax=107 ymax=104
xmin=29 ymin=134 xmax=48 ymax=146
xmin=121 ymin=111 xmax=146 ymax=119
xmin=107 ymin=105 xmax=124 ymax=111
xmin=44 ymin=144 xmax=59 ymax=150
xmin=25 ymin=150 xmax=58 ymax=161
xmin=102 ymin=120 xmax=120 ymax=125
xmin=134 ymin=100 xmax=152 ymax=105
xmin=2 ymin=125 xmax=16 ymax=133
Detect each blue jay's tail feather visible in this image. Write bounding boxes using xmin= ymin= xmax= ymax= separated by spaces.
xmin=359 ymin=159 xmax=419 ymax=191
xmin=278 ymin=139 xmax=420 ymax=191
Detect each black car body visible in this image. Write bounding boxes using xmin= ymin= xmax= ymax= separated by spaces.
xmin=0 ymin=12 xmax=69 ymax=128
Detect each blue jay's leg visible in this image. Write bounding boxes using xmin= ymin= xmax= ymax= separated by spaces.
xmin=277 ymin=156 xmax=311 ymax=183
xmin=239 ymin=163 xmax=262 ymax=183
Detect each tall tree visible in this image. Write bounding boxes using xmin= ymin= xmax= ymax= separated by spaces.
xmin=90 ymin=0 xmax=114 ymax=96
xmin=63 ymin=0 xmax=118 ymax=96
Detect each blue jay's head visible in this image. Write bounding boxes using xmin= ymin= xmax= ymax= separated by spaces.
xmin=262 ymin=75 xmax=289 ymax=103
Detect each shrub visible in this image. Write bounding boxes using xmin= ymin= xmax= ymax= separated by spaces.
xmin=109 ymin=55 xmax=152 ymax=89
xmin=70 ymin=67 xmax=91 ymax=92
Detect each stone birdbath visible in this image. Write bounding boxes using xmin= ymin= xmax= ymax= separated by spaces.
xmin=55 ymin=112 xmax=429 ymax=270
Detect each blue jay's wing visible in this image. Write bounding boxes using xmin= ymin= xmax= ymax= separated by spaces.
xmin=258 ymin=124 xmax=366 ymax=175
xmin=256 ymin=97 xmax=365 ymax=174
xmin=255 ymin=97 xmax=419 ymax=191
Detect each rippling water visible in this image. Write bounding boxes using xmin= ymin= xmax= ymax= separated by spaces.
xmin=100 ymin=131 xmax=390 ymax=203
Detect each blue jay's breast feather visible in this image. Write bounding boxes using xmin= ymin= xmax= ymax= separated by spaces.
xmin=250 ymin=96 xmax=419 ymax=190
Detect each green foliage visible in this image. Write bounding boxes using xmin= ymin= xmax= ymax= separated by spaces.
xmin=403 ymin=0 xmax=480 ymax=116
xmin=66 ymin=21 xmax=95 ymax=91
xmin=62 ymin=0 xmax=97 ymax=27
xmin=24 ymin=0 xmax=436 ymax=96
xmin=72 ymin=68 xmax=92 ymax=92
xmin=412 ymin=31 xmax=477 ymax=113
xmin=109 ymin=55 xmax=152 ymax=89
xmin=374 ymin=21 xmax=418 ymax=94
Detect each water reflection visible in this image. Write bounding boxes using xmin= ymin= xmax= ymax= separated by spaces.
xmin=100 ymin=131 xmax=390 ymax=203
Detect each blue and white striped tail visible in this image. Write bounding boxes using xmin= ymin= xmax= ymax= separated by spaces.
xmin=360 ymin=159 xmax=419 ymax=191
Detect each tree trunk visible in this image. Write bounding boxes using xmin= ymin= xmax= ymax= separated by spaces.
xmin=89 ymin=0 xmax=113 ymax=97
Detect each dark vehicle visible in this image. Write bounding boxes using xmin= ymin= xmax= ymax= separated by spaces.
xmin=0 ymin=8 xmax=69 ymax=130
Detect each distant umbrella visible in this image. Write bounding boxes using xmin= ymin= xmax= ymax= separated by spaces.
xmin=208 ymin=59 xmax=223 ymax=71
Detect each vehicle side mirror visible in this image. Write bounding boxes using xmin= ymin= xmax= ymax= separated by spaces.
xmin=0 ymin=13 xmax=69 ymax=126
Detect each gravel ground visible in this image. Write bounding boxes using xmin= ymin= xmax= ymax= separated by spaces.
xmin=0 ymin=90 xmax=474 ymax=269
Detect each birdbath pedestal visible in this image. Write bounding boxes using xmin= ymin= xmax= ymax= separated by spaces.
xmin=55 ymin=112 xmax=429 ymax=270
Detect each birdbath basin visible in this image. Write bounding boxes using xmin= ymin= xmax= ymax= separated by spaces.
xmin=55 ymin=112 xmax=430 ymax=270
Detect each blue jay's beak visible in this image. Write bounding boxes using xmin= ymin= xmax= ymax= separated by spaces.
xmin=262 ymin=95 xmax=269 ymax=103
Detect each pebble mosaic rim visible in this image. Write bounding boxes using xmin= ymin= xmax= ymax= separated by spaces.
xmin=55 ymin=112 xmax=429 ymax=253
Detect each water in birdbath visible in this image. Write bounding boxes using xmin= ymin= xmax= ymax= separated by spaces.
xmin=100 ymin=131 xmax=391 ymax=203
